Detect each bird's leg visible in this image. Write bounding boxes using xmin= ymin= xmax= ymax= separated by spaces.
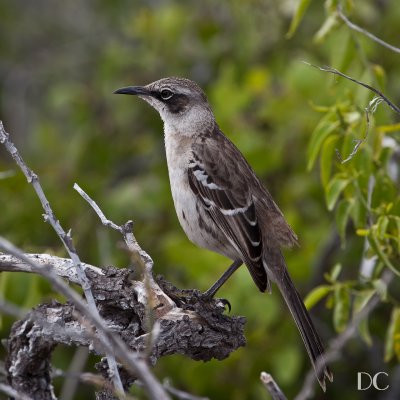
xmin=203 ymin=259 xmax=243 ymax=299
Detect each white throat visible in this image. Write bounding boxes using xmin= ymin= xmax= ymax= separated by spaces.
xmin=161 ymin=105 xmax=215 ymax=138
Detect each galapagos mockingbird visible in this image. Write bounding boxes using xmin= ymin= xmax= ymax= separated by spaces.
xmin=114 ymin=77 xmax=333 ymax=390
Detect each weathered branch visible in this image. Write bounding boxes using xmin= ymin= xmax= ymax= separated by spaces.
xmin=73 ymin=183 xmax=175 ymax=317
xmin=0 ymin=253 xmax=102 ymax=283
xmin=0 ymin=238 xmax=171 ymax=400
xmin=0 ymin=120 xmax=124 ymax=394
xmin=5 ymin=261 xmax=245 ymax=399
xmin=1 ymin=117 xmax=244 ymax=399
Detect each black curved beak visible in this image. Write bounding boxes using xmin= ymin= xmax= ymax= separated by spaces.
xmin=113 ymin=86 xmax=149 ymax=96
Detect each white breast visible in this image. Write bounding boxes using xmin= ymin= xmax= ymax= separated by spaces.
xmin=164 ymin=131 xmax=197 ymax=236
xmin=163 ymin=128 xmax=237 ymax=260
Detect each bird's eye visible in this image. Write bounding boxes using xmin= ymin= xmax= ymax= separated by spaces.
xmin=160 ymin=89 xmax=174 ymax=100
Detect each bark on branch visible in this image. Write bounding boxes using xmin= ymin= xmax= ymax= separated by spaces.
xmin=2 ymin=255 xmax=246 ymax=399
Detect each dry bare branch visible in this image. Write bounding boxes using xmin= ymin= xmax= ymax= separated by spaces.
xmin=0 ymin=237 xmax=171 ymax=400
xmin=0 ymin=120 xmax=124 ymax=394
xmin=73 ymin=183 xmax=175 ymax=311
xmin=0 ymin=242 xmax=245 ymax=399
xmin=0 ymin=253 xmax=103 ymax=282
xmin=260 ymin=372 xmax=288 ymax=400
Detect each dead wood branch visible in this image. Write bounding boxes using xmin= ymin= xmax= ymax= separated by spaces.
xmin=3 ymin=258 xmax=245 ymax=399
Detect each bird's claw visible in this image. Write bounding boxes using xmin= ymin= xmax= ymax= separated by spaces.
xmin=217 ymin=298 xmax=232 ymax=313
xmin=200 ymin=292 xmax=232 ymax=313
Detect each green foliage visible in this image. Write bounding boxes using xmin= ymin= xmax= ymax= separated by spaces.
xmin=0 ymin=0 xmax=400 ymax=399
xmin=295 ymin=5 xmax=400 ymax=395
xmin=385 ymin=307 xmax=400 ymax=362
xmin=306 ymin=72 xmax=400 ymax=339
xmin=286 ymin=0 xmax=313 ymax=39
xmin=304 ymin=284 xmax=332 ymax=309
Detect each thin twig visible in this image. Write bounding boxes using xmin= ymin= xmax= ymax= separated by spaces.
xmin=73 ymin=183 xmax=123 ymax=232
xmin=302 ymin=62 xmax=400 ymax=162
xmin=73 ymin=183 xmax=175 ymax=357
xmin=260 ymin=372 xmax=288 ymax=400
xmin=335 ymin=96 xmax=383 ymax=164
xmin=163 ymin=379 xmax=209 ymax=400
xmin=302 ymin=62 xmax=400 ymax=115
xmin=295 ymin=269 xmax=393 ymax=400
xmin=0 ymin=121 xmax=169 ymax=399
xmin=337 ymin=5 xmax=400 ymax=54
xmin=0 ymin=236 xmax=171 ymax=400
xmin=56 ymin=371 xmax=137 ymax=400
xmin=74 ymin=183 xmax=154 ymax=272
xmin=0 ymin=120 xmax=124 ymax=395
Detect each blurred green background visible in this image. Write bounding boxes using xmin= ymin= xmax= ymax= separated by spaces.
xmin=1 ymin=1 xmax=399 ymax=399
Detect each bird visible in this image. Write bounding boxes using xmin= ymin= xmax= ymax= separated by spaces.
xmin=114 ymin=77 xmax=333 ymax=390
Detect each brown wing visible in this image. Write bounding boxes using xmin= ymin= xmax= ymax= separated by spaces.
xmin=188 ymin=138 xmax=269 ymax=292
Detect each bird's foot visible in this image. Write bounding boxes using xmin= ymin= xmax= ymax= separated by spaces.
xmin=200 ymin=292 xmax=232 ymax=313
xmin=172 ymin=289 xmax=232 ymax=313
xmin=154 ymin=276 xmax=232 ymax=312
xmin=217 ymin=297 xmax=232 ymax=313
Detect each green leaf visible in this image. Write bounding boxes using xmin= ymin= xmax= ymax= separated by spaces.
xmin=350 ymin=197 xmax=368 ymax=228
xmin=333 ymin=285 xmax=351 ymax=332
xmin=325 ymin=0 xmax=339 ymax=12
xmin=335 ymin=199 xmax=354 ymax=244
xmin=372 ymin=279 xmax=388 ymax=301
xmin=353 ymin=289 xmax=375 ymax=346
xmin=358 ymin=318 xmax=372 ymax=347
xmin=325 ymin=176 xmax=350 ymax=211
xmin=304 ymin=285 xmax=332 ymax=310
xmin=369 ymin=231 xmax=400 ymax=278
xmin=286 ymin=0 xmax=313 ymax=39
xmin=356 ymin=228 xmax=370 ymax=237
xmin=320 ymin=134 xmax=339 ymax=188
xmin=330 ymin=263 xmax=342 ymax=282
xmin=354 ymin=148 xmax=372 ymax=185
xmin=384 ymin=307 xmax=400 ymax=362
xmin=0 ymin=273 xmax=10 ymax=330
xmin=393 ymin=216 xmax=400 ymax=254
xmin=307 ymin=113 xmax=340 ymax=171
xmin=314 ymin=14 xmax=340 ymax=43
xmin=372 ymin=64 xmax=386 ymax=90
xmin=377 ymin=215 xmax=389 ymax=240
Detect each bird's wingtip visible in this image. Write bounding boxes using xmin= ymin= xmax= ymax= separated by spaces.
xmin=318 ymin=367 xmax=333 ymax=392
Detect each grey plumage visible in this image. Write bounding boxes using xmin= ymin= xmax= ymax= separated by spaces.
xmin=114 ymin=77 xmax=333 ymax=390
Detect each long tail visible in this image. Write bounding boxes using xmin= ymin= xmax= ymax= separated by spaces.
xmin=263 ymin=244 xmax=333 ymax=390
xmin=276 ymin=267 xmax=333 ymax=390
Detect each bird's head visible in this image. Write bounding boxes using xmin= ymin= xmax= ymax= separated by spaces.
xmin=114 ymin=77 xmax=215 ymax=136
